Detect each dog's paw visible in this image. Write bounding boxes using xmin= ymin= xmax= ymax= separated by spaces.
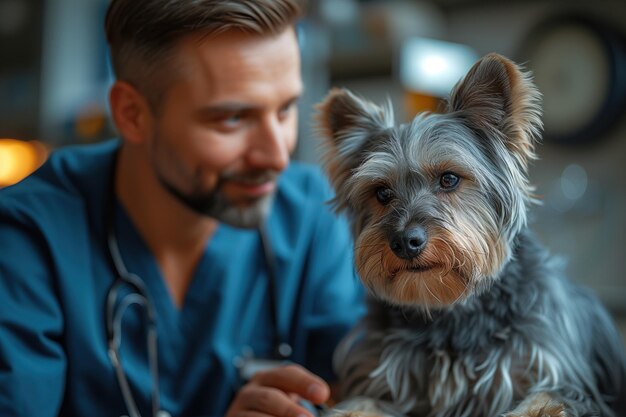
xmin=325 ymin=412 xmax=385 ymax=417
xmin=505 ymin=407 xmax=567 ymax=417
xmin=505 ymin=393 xmax=568 ymax=417
xmin=326 ymin=397 xmax=401 ymax=417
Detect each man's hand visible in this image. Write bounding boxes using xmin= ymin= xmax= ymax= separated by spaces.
xmin=226 ymin=364 xmax=330 ymax=417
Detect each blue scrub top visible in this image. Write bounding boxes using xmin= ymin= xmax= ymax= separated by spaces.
xmin=0 ymin=140 xmax=365 ymax=417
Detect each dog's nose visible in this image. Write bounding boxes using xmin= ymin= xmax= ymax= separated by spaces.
xmin=390 ymin=226 xmax=427 ymax=260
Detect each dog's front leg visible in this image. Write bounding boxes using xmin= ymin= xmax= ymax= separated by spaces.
xmin=505 ymin=393 xmax=568 ymax=417
xmin=324 ymin=397 xmax=405 ymax=417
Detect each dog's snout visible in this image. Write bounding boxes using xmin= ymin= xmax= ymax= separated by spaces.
xmin=390 ymin=226 xmax=427 ymax=260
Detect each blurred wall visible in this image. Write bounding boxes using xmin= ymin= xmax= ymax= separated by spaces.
xmin=0 ymin=0 xmax=43 ymax=140
xmin=0 ymin=0 xmax=112 ymax=145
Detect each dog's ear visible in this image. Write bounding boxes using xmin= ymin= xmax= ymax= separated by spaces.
xmin=447 ymin=53 xmax=542 ymax=168
xmin=316 ymin=88 xmax=394 ymax=189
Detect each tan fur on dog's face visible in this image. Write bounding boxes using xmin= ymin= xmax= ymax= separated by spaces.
xmin=353 ymin=214 xmax=507 ymax=308
xmin=317 ymin=54 xmax=542 ymax=309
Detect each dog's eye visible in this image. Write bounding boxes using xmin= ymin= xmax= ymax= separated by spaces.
xmin=440 ymin=173 xmax=460 ymax=190
xmin=375 ymin=187 xmax=394 ymax=205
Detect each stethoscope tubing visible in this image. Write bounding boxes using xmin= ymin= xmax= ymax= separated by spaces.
xmin=106 ymin=222 xmax=162 ymax=417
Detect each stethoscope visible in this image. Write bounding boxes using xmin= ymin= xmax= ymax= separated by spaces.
xmin=106 ymin=219 xmax=166 ymax=417
xmin=104 ymin=155 xmax=293 ymax=417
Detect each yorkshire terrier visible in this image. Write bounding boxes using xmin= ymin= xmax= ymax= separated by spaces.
xmin=316 ymin=53 xmax=626 ymax=417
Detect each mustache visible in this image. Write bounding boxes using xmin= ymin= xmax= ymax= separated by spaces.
xmin=218 ymin=169 xmax=280 ymax=185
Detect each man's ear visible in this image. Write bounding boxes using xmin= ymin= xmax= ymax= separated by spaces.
xmin=316 ymin=88 xmax=394 ymax=189
xmin=109 ymin=81 xmax=154 ymax=145
xmin=447 ymin=53 xmax=542 ymax=168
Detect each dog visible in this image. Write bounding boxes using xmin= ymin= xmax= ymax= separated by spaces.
xmin=316 ymin=53 xmax=626 ymax=417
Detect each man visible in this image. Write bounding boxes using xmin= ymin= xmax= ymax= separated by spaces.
xmin=0 ymin=1 xmax=364 ymax=416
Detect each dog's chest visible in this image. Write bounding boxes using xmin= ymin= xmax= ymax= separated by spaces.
xmin=375 ymin=304 xmax=533 ymax=415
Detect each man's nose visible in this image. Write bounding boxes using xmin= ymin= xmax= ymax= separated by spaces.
xmin=247 ymin=116 xmax=290 ymax=171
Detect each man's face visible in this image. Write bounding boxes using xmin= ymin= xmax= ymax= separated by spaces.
xmin=146 ymin=28 xmax=302 ymax=228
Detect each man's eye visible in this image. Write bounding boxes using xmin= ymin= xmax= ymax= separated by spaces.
xmin=375 ymin=187 xmax=394 ymax=205
xmin=278 ymin=101 xmax=297 ymax=119
xmin=223 ymin=113 xmax=243 ymax=127
xmin=440 ymin=172 xmax=460 ymax=190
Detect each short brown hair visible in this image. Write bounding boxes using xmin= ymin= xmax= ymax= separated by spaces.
xmin=105 ymin=0 xmax=304 ymax=109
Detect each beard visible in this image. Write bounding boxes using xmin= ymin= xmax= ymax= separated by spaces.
xmin=150 ymin=134 xmax=280 ymax=228
xmin=157 ymin=168 xmax=279 ymax=229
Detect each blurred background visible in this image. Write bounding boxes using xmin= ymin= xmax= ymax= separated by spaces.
xmin=1 ymin=0 xmax=625 ymax=323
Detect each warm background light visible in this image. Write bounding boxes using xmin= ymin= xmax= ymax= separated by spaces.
xmin=0 ymin=139 xmax=49 ymax=188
